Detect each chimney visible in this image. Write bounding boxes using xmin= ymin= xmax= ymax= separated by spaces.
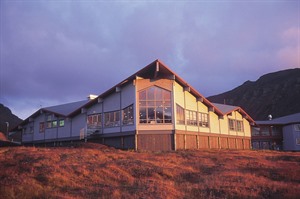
xmin=87 ymin=94 xmax=98 ymax=100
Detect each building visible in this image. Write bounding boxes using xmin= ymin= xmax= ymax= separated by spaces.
xmin=13 ymin=60 xmax=255 ymax=150
xmin=252 ymin=113 xmax=300 ymax=151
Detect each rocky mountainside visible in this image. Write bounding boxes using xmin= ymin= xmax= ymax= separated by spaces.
xmin=0 ymin=104 xmax=22 ymax=134
xmin=208 ymin=68 xmax=300 ymax=120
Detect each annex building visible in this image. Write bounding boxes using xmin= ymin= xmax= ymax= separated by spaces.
xmin=12 ymin=60 xmax=255 ymax=151
xmin=252 ymin=112 xmax=300 ymax=151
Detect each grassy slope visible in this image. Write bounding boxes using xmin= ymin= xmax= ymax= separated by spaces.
xmin=0 ymin=143 xmax=299 ymax=199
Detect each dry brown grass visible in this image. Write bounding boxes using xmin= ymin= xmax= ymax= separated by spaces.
xmin=0 ymin=143 xmax=299 ymax=199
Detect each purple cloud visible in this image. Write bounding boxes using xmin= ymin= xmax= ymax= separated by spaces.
xmin=0 ymin=1 xmax=298 ymax=119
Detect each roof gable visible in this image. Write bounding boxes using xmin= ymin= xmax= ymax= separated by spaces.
xmin=74 ymin=59 xmax=225 ymax=116
xmin=213 ymin=103 xmax=255 ymax=123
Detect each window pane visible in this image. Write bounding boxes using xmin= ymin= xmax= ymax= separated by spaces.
xmin=164 ymin=107 xmax=172 ymax=123
xmin=139 ymin=101 xmax=146 ymax=106
xmin=148 ymin=108 xmax=155 ymax=123
xmin=147 ymin=101 xmax=155 ymax=106
xmin=139 ymin=108 xmax=147 ymax=123
xmin=47 ymin=122 xmax=52 ymax=128
xmin=52 ymin=121 xmax=57 ymax=128
xmin=156 ymin=88 xmax=163 ymax=100
xmin=163 ymin=90 xmax=171 ymax=100
xmin=59 ymin=120 xmax=65 ymax=127
xmin=156 ymin=107 xmax=163 ymax=123
xmin=139 ymin=90 xmax=146 ymax=100
xmin=147 ymin=87 xmax=155 ymax=100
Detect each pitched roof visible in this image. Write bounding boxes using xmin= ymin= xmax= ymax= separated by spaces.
xmin=256 ymin=112 xmax=300 ymax=125
xmin=212 ymin=103 xmax=238 ymax=115
xmin=12 ymin=100 xmax=89 ymax=131
xmin=43 ymin=100 xmax=88 ymax=116
xmin=213 ymin=103 xmax=255 ymax=123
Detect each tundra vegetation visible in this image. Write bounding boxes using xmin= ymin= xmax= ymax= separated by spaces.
xmin=0 ymin=143 xmax=299 ymax=199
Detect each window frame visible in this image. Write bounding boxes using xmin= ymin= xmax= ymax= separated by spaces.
xmin=229 ymin=119 xmax=236 ymax=131
xmin=122 ymin=104 xmax=134 ymax=125
xmin=104 ymin=110 xmax=120 ymax=127
xmin=294 ymin=124 xmax=300 ymax=131
xmin=139 ymin=86 xmax=172 ymax=124
xmin=199 ymin=112 xmax=209 ymax=128
xmin=39 ymin=122 xmax=45 ymax=133
xmin=87 ymin=113 xmax=102 ymax=128
xmin=186 ymin=109 xmax=197 ymax=126
xmin=59 ymin=119 xmax=65 ymax=127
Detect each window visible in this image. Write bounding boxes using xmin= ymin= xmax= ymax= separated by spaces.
xmin=296 ymin=138 xmax=300 ymax=145
xmin=176 ymin=104 xmax=185 ymax=125
xmin=39 ymin=122 xmax=45 ymax=133
xmin=294 ymin=124 xmax=300 ymax=131
xmin=47 ymin=121 xmax=52 ymax=128
xmin=52 ymin=120 xmax=57 ymax=128
xmin=104 ymin=111 xmax=120 ymax=127
xmin=229 ymin=119 xmax=244 ymax=132
xmin=261 ymin=126 xmax=270 ymax=136
xmin=139 ymin=86 xmax=172 ymax=124
xmin=186 ymin=110 xmax=197 ymax=126
xmin=59 ymin=119 xmax=65 ymax=127
xmin=47 ymin=115 xmax=52 ymax=121
xmin=229 ymin=119 xmax=235 ymax=131
xmin=236 ymin=121 xmax=244 ymax=132
xmin=87 ymin=114 xmax=102 ymax=128
xmin=123 ymin=105 xmax=134 ymax=125
xmin=271 ymin=126 xmax=281 ymax=136
xmin=29 ymin=126 xmax=34 ymax=134
xmin=199 ymin=112 xmax=209 ymax=127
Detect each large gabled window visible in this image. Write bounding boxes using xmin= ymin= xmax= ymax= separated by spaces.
xmin=139 ymin=86 xmax=172 ymax=124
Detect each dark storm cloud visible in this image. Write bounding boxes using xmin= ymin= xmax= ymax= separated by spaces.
xmin=0 ymin=1 xmax=299 ymax=119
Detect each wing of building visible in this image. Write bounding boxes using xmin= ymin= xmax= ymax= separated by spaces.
xmin=252 ymin=112 xmax=300 ymax=151
xmin=11 ymin=60 xmax=255 ymax=150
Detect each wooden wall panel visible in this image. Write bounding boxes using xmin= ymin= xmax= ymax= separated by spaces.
xmin=186 ymin=135 xmax=197 ymax=149
xmin=176 ymin=134 xmax=185 ymax=150
xmin=138 ymin=134 xmax=173 ymax=151
xmin=236 ymin=139 xmax=244 ymax=149
xmin=210 ymin=137 xmax=219 ymax=149
xmin=198 ymin=136 xmax=209 ymax=149
xmin=244 ymin=139 xmax=251 ymax=149
xmin=220 ymin=137 xmax=228 ymax=149
xmin=228 ymin=138 xmax=236 ymax=149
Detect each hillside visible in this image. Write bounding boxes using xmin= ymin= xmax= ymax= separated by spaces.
xmin=1 ymin=143 xmax=300 ymax=199
xmin=208 ymin=68 xmax=300 ymax=120
xmin=0 ymin=104 xmax=22 ymax=134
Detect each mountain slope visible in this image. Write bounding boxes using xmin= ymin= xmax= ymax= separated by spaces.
xmin=208 ymin=68 xmax=300 ymax=120
xmin=0 ymin=104 xmax=23 ymax=134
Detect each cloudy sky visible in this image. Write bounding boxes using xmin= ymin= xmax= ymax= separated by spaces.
xmin=0 ymin=0 xmax=299 ymax=119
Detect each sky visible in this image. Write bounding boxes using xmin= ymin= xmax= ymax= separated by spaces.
xmin=0 ymin=0 xmax=299 ymax=120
